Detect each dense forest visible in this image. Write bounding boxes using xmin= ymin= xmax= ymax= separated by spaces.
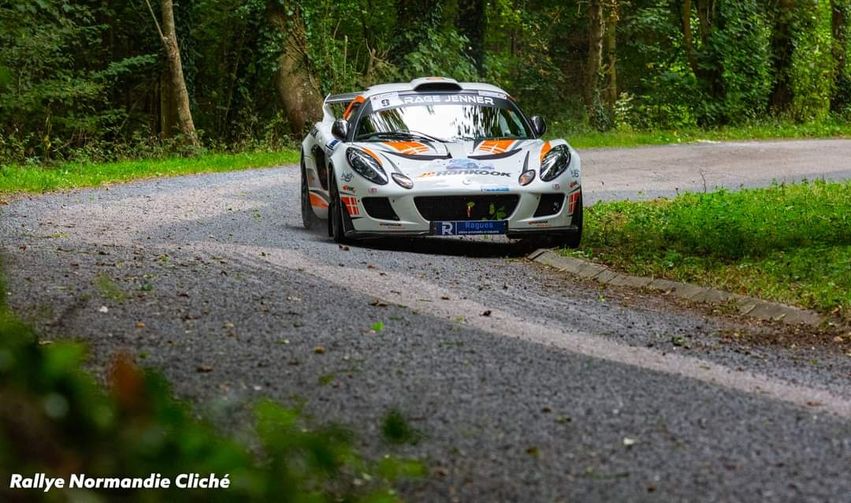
xmin=1 ymin=0 xmax=850 ymax=163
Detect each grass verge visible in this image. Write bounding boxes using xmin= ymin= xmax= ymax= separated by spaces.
xmin=562 ymin=180 xmax=851 ymax=320
xmin=554 ymin=118 xmax=851 ymax=149
xmin=0 ymin=149 xmax=299 ymax=195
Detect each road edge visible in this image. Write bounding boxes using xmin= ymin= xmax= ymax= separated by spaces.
xmin=528 ymin=249 xmax=826 ymax=327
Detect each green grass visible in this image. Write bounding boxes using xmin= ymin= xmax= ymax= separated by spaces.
xmin=553 ymin=118 xmax=851 ymax=149
xmin=0 ymin=149 xmax=298 ymax=195
xmin=563 ymin=180 xmax=851 ymax=318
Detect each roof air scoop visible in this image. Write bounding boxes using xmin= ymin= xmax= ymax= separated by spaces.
xmin=411 ymin=77 xmax=463 ymax=92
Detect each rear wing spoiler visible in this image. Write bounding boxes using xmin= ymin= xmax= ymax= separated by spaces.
xmin=325 ymin=92 xmax=362 ymax=105
xmin=322 ymin=92 xmax=363 ymax=122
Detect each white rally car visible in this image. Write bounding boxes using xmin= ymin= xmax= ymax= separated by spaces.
xmin=300 ymin=77 xmax=582 ymax=247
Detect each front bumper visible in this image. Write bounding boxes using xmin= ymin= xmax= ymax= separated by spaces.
xmin=341 ymin=185 xmax=581 ymax=238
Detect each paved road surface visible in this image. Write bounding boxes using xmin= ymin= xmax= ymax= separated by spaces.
xmin=2 ymin=140 xmax=850 ymax=501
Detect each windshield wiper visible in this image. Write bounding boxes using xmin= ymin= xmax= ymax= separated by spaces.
xmin=356 ymin=131 xmax=445 ymax=143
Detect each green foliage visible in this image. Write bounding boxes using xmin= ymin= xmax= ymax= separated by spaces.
xmin=567 ymin=181 xmax=851 ymax=317
xmin=789 ymin=0 xmax=835 ymax=121
xmin=396 ymin=28 xmax=479 ymax=82
xmin=0 ymin=0 xmax=156 ymax=162
xmin=3 ymin=0 xmax=851 ymax=164
xmin=716 ymin=0 xmax=773 ymax=122
xmin=0 ymin=286 xmax=421 ymax=501
xmin=380 ymin=410 xmax=423 ymax=446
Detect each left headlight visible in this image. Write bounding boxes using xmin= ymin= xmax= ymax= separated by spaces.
xmin=540 ymin=145 xmax=572 ymax=182
xmin=346 ymin=148 xmax=388 ymax=185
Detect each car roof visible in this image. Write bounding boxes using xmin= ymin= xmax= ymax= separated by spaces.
xmin=327 ymin=78 xmax=509 ymax=104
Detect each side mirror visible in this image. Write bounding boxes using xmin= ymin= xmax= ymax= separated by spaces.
xmin=331 ymin=119 xmax=349 ymax=140
xmin=530 ymin=116 xmax=547 ymax=137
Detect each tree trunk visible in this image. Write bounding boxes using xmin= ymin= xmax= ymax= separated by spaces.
xmin=770 ymin=0 xmax=796 ymax=113
xmin=603 ymin=0 xmax=619 ymax=114
xmin=682 ymin=0 xmax=700 ymax=79
xmin=160 ymin=0 xmax=198 ymax=146
xmin=831 ymin=0 xmax=850 ymax=112
xmin=584 ymin=0 xmax=604 ymax=124
xmin=269 ymin=5 xmax=322 ymax=134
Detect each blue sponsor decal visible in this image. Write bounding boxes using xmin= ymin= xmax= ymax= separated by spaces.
xmin=325 ymin=139 xmax=340 ymax=150
xmin=481 ymin=186 xmax=510 ymax=193
xmin=431 ymin=220 xmax=508 ymax=236
xmin=446 ymin=158 xmax=494 ymax=171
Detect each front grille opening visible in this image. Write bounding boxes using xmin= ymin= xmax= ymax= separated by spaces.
xmin=362 ymin=197 xmax=400 ymax=221
xmin=534 ymin=193 xmax=565 ymax=217
xmin=414 ymin=195 xmax=519 ymax=221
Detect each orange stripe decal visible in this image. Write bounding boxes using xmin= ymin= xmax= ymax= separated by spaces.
xmin=383 ymin=141 xmax=430 ymax=155
xmin=361 ymin=147 xmax=383 ymax=165
xmin=478 ymin=139 xmax=515 ymax=154
xmin=309 ymin=193 xmax=329 ymax=209
xmin=539 ymin=141 xmax=553 ymax=162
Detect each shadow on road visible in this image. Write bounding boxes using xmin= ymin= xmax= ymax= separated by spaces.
xmin=293 ymin=223 xmax=539 ymax=258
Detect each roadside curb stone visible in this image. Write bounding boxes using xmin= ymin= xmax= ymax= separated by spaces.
xmin=529 ymin=250 xmax=827 ymax=327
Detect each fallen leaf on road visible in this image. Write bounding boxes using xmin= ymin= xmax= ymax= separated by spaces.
xmin=370 ymin=321 xmax=385 ymax=333
xmin=135 ymin=321 xmax=145 ymax=329
xmin=481 ymin=310 xmax=492 ymax=317
xmin=223 ymin=321 xmax=235 ymax=329
xmin=440 ymin=295 xmax=450 ymax=300
xmin=432 ymin=466 xmax=449 ymax=478
xmin=623 ymin=437 xmax=637 ymax=447
xmin=369 ymin=299 xmax=388 ymax=307
xmin=196 ymin=365 xmax=213 ymax=373
xmin=314 ymin=345 xmax=326 ymax=354
xmin=98 ymin=306 xmax=109 ymax=313
xmin=338 ymin=245 xmax=350 ymax=251
xmin=526 ymin=447 xmax=540 ymax=457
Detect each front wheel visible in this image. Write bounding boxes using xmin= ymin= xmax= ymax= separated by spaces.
xmin=553 ymin=191 xmax=583 ymax=249
xmin=328 ymin=173 xmax=351 ymax=244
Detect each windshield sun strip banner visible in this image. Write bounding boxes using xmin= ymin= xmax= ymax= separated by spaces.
xmin=369 ymin=91 xmax=512 ymax=112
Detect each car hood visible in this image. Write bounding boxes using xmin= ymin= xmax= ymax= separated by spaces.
xmin=352 ymin=139 xmax=544 ymax=187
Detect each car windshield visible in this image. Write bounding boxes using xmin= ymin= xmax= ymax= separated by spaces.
xmin=354 ymin=93 xmax=533 ymax=142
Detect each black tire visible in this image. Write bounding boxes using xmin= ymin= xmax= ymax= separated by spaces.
xmin=300 ymin=151 xmax=320 ymax=230
xmin=554 ymin=191 xmax=583 ymax=249
xmin=328 ymin=172 xmax=351 ymax=244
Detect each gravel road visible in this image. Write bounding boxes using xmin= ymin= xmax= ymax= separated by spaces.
xmin=2 ymin=140 xmax=850 ymax=501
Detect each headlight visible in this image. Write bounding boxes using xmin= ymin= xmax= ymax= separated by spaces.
xmin=346 ymin=148 xmax=388 ymax=185
xmin=540 ymin=145 xmax=572 ymax=182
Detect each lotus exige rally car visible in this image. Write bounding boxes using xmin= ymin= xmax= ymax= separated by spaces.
xmin=300 ymin=77 xmax=582 ymax=247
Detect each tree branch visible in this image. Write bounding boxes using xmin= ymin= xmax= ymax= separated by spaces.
xmin=143 ymin=0 xmax=166 ymax=44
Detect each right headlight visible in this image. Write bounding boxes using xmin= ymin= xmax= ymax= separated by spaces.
xmin=540 ymin=145 xmax=572 ymax=182
xmin=346 ymin=148 xmax=388 ymax=185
